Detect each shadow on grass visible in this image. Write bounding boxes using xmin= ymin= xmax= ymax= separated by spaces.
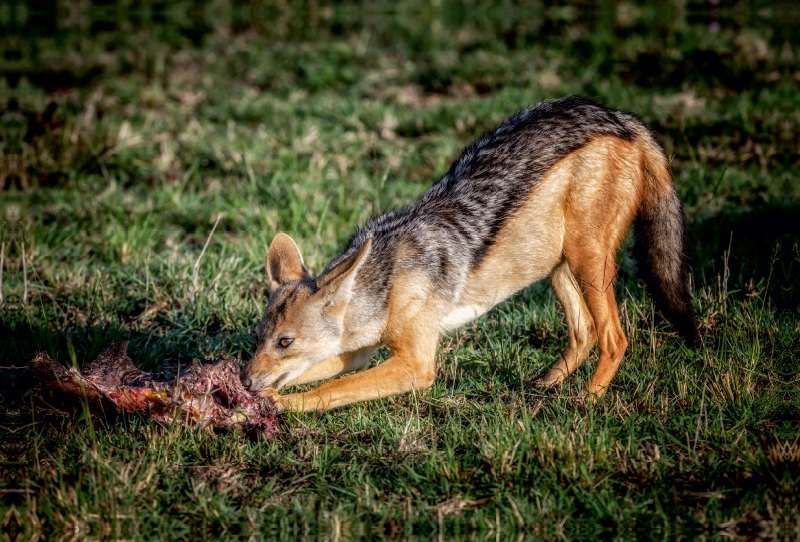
xmin=686 ymin=199 xmax=800 ymax=314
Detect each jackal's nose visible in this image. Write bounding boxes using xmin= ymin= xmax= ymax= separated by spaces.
xmin=241 ymin=374 xmax=254 ymax=390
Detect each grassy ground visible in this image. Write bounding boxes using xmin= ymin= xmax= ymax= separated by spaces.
xmin=2 ymin=1 xmax=799 ymax=539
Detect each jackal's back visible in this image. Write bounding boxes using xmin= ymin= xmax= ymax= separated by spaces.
xmin=332 ymin=97 xmax=645 ymax=296
xmin=420 ymin=95 xmax=638 ymax=266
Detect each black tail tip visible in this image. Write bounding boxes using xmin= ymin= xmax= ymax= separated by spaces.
xmin=683 ymin=331 xmax=701 ymax=350
xmin=675 ymin=319 xmax=701 ymax=349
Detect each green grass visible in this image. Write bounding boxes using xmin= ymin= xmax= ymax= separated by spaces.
xmin=2 ymin=1 xmax=799 ymax=539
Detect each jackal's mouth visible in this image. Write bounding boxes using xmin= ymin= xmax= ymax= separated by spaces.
xmin=243 ymin=371 xmax=271 ymax=391
xmin=246 ymin=371 xmax=288 ymax=391
xmin=271 ymin=373 xmax=289 ymax=390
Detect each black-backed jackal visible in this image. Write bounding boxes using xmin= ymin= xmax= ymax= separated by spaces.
xmin=243 ymin=96 xmax=699 ymax=412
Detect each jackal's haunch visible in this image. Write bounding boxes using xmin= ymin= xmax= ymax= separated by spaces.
xmin=243 ymin=96 xmax=699 ymax=412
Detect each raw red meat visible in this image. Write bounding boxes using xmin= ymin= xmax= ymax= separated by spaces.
xmin=30 ymin=342 xmax=279 ymax=439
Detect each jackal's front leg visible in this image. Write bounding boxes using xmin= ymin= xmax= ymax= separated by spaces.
xmin=285 ymin=346 xmax=376 ymax=388
xmin=263 ymin=338 xmax=439 ymax=412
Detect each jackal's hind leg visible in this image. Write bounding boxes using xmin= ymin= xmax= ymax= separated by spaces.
xmin=537 ymin=260 xmax=596 ymax=389
xmin=574 ymin=255 xmax=628 ymax=399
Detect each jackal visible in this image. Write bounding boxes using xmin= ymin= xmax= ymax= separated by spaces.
xmin=243 ymin=96 xmax=699 ymax=412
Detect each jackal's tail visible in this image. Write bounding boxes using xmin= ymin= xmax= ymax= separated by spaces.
xmin=633 ymin=143 xmax=700 ymax=347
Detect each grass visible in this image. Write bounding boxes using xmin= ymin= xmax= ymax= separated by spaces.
xmin=2 ymin=1 xmax=799 ymax=539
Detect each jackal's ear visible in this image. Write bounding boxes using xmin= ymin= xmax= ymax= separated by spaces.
xmin=316 ymin=239 xmax=372 ymax=312
xmin=267 ymin=233 xmax=311 ymax=292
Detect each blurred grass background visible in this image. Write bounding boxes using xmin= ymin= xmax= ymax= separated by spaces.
xmin=1 ymin=1 xmax=799 ymax=540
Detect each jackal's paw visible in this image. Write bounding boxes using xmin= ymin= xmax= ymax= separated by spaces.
xmin=587 ymin=385 xmax=609 ymax=405
xmin=257 ymin=387 xmax=287 ymax=413
xmin=528 ymin=375 xmax=562 ymax=391
xmin=529 ymin=366 xmax=570 ymax=391
xmin=528 ymin=378 xmax=549 ymax=390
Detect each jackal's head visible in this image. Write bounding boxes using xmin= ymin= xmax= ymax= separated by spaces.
xmin=243 ymin=233 xmax=371 ymax=392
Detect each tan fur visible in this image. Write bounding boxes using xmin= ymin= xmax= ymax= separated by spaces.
xmin=258 ymin=135 xmax=676 ymax=412
xmin=537 ymin=260 xmax=596 ymax=387
xmin=266 ymin=233 xmax=311 ymax=291
xmin=248 ymin=239 xmax=375 ymax=387
xmin=270 ymin=271 xmax=441 ymax=411
xmin=287 ymin=347 xmax=375 ymax=387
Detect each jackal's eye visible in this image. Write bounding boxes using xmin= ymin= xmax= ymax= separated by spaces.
xmin=277 ymin=337 xmax=294 ymax=349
